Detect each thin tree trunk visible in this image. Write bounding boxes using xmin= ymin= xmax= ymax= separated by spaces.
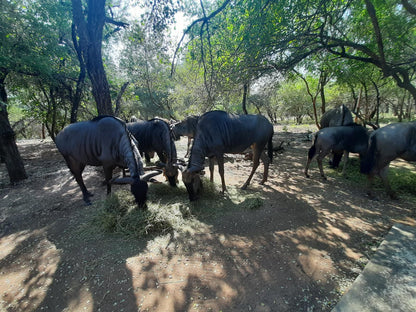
xmin=242 ymin=83 xmax=248 ymax=115
xmin=70 ymin=23 xmax=86 ymax=123
xmin=114 ymin=82 xmax=130 ymax=117
xmin=0 ymin=101 xmax=27 ymax=183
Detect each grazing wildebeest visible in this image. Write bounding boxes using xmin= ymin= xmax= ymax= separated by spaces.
xmin=320 ymin=104 xmax=354 ymax=128
xmin=360 ymin=121 xmax=416 ymax=199
xmin=127 ymin=118 xmax=179 ymax=186
xmin=182 ymin=110 xmax=274 ymax=201
xmin=171 ymin=115 xmax=199 ymax=158
xmin=305 ymin=124 xmax=368 ymax=180
xmin=320 ymin=104 xmax=354 ymax=168
xmin=55 ymin=116 xmax=161 ymax=206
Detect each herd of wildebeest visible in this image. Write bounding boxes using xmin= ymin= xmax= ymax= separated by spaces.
xmin=54 ymin=106 xmax=416 ymax=207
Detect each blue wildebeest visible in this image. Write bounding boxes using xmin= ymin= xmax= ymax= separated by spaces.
xmin=171 ymin=115 xmax=199 ymax=158
xmin=360 ymin=121 xmax=416 ymax=199
xmin=182 ymin=110 xmax=274 ymax=201
xmin=127 ymin=118 xmax=179 ymax=186
xmin=320 ymin=104 xmax=354 ymax=128
xmin=320 ymin=104 xmax=354 ymax=168
xmin=55 ymin=116 xmax=161 ymax=206
xmin=305 ymin=124 xmax=368 ymax=180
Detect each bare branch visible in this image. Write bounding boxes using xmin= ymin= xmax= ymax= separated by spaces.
xmin=171 ymin=0 xmax=232 ymax=75
xmin=105 ymin=17 xmax=129 ymax=29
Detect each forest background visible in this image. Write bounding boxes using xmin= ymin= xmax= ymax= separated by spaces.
xmin=1 ymin=0 xmax=416 ymax=182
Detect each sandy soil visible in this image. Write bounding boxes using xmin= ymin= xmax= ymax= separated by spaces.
xmin=0 ymin=126 xmax=415 ymax=312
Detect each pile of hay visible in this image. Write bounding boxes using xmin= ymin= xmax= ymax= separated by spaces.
xmin=92 ymin=178 xmax=264 ymax=238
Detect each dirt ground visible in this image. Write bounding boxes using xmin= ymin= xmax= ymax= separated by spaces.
xmin=1 ymin=126 xmax=415 ymax=312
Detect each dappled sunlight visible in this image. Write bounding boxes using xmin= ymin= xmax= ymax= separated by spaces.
xmin=126 ymin=249 xmax=238 ymax=311
xmin=66 ymin=285 xmax=93 ymax=312
xmin=0 ymin=229 xmax=60 ymax=311
xmin=1 ymin=133 xmax=415 ymax=311
xmin=297 ymin=245 xmax=336 ymax=282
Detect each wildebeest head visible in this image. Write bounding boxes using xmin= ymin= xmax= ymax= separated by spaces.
xmin=131 ymin=179 xmax=149 ymax=206
xmin=182 ymin=169 xmax=203 ymax=201
xmin=111 ymin=170 xmax=162 ymax=208
xmin=164 ymin=164 xmax=179 ymax=187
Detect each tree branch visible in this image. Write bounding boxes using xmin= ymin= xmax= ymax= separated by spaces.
xmin=401 ymin=0 xmax=416 ymax=15
xmin=171 ymin=0 xmax=232 ymax=75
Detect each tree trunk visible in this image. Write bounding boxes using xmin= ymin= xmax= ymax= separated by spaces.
xmin=242 ymin=83 xmax=248 ymax=114
xmin=70 ymin=23 xmax=86 ymax=123
xmin=0 ymin=101 xmax=28 ymax=183
xmin=71 ymin=0 xmax=113 ymax=116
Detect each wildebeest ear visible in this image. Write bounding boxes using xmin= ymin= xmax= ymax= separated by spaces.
xmin=110 ymin=177 xmax=135 ymax=185
xmin=140 ymin=170 xmax=162 ymax=182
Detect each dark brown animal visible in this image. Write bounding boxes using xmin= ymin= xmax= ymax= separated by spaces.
xmin=55 ymin=116 xmax=160 ymax=206
xmin=182 ymin=111 xmax=273 ymax=201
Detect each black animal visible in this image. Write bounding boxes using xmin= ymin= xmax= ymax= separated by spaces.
xmin=171 ymin=115 xmax=199 ymax=158
xmin=360 ymin=121 xmax=416 ymax=199
xmin=182 ymin=111 xmax=274 ymax=201
xmin=55 ymin=116 xmax=161 ymax=206
xmin=320 ymin=104 xmax=354 ymax=128
xmin=320 ymin=104 xmax=354 ymax=168
xmin=305 ymin=124 xmax=368 ymax=179
xmin=127 ymin=118 xmax=179 ymax=186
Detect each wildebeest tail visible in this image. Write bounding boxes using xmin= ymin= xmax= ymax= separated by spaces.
xmin=267 ymin=133 xmax=273 ymax=163
xmin=360 ymin=134 xmax=376 ymax=174
xmin=308 ymin=133 xmax=318 ymax=160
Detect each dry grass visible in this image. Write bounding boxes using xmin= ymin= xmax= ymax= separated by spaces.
xmin=92 ymin=178 xmax=264 ymax=238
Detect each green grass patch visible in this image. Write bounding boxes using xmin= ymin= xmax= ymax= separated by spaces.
xmin=91 ymin=178 xmax=264 ymax=239
xmin=326 ymin=157 xmax=416 ymax=199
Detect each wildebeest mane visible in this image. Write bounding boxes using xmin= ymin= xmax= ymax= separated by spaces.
xmin=91 ymin=115 xmax=142 ymax=178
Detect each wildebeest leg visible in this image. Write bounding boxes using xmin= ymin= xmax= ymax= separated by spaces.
xmin=259 ymin=150 xmax=270 ymax=185
xmin=156 ymin=151 xmax=167 ymax=164
xmin=64 ymin=156 xmax=93 ymax=204
xmin=365 ymin=174 xmax=377 ymax=200
xmin=330 ymin=151 xmax=343 ymax=168
xmin=185 ymin=137 xmax=192 ymax=158
xmin=103 ymin=165 xmax=115 ymax=194
xmin=209 ymin=156 xmax=215 ymax=182
xmin=316 ymin=151 xmax=329 ymax=180
xmin=341 ymin=151 xmax=349 ymax=176
xmin=379 ymin=165 xmax=398 ymax=199
xmin=216 ymin=154 xmax=227 ymax=193
xmin=304 ymin=155 xmax=314 ymax=178
xmin=304 ymin=143 xmax=317 ymax=178
xmin=242 ymin=144 xmax=261 ymax=190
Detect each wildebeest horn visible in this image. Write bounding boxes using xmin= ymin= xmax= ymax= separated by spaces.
xmin=176 ymin=164 xmax=187 ymax=172
xmin=140 ymin=170 xmax=163 ymax=182
xmin=155 ymin=161 xmax=166 ymax=168
xmin=175 ymin=159 xmax=186 ymax=165
xmin=110 ymin=170 xmax=162 ymax=184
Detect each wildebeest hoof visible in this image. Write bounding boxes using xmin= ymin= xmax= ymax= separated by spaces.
xmin=321 ymin=176 xmax=327 ymax=181
xmin=241 ymin=184 xmax=248 ymax=190
xmin=84 ymin=200 xmax=92 ymax=206
xmin=305 ymin=173 xmax=310 ymax=178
